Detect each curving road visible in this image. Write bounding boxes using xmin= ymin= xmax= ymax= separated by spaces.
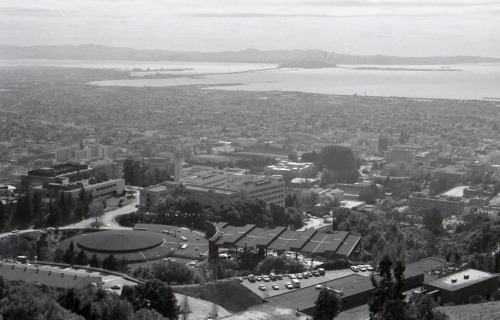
xmin=60 ymin=197 xmax=139 ymax=230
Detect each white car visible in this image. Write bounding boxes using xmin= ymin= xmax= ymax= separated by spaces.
xmin=285 ymin=282 xmax=294 ymax=289
xmin=351 ymin=266 xmax=359 ymax=272
xmin=262 ymin=276 xmax=270 ymax=282
xmin=258 ymin=285 xmax=266 ymax=291
xmin=272 ymin=284 xmax=280 ymax=290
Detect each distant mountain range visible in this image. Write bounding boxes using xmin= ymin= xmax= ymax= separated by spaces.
xmin=1 ymin=44 xmax=499 ymax=66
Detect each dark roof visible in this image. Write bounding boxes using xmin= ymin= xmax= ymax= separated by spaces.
xmin=235 ymin=226 xmax=287 ymax=248
xmin=268 ymin=274 xmax=373 ymax=311
xmin=336 ymin=234 xmax=362 ymax=257
xmin=77 ymin=230 xmax=164 ymax=253
xmin=0 ymin=262 xmax=101 ymax=290
xmin=207 ymin=223 xmax=360 ymax=258
xmin=301 ymin=231 xmax=350 ymax=255
xmin=424 ymin=269 xmax=498 ymax=291
xmin=405 ymin=257 xmax=447 ymax=278
xmin=216 ymin=224 xmax=256 ymax=246
xmin=267 ymin=228 xmax=318 ymax=251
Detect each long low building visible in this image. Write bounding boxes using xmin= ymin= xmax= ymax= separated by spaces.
xmin=408 ymin=192 xmax=464 ymax=215
xmin=207 ymin=222 xmax=361 ymax=260
xmin=424 ymin=269 xmax=499 ymax=305
xmin=264 ymin=257 xmax=449 ymax=316
xmin=0 ymin=261 xmax=102 ymax=290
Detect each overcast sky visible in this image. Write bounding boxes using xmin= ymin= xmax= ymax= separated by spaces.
xmin=1 ymin=0 xmax=499 ymax=57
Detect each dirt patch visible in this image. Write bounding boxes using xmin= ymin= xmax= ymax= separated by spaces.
xmin=174 ymin=280 xmax=263 ymax=313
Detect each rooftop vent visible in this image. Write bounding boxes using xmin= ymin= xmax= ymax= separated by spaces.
xmin=451 ymin=279 xmax=457 ymax=283
xmin=464 ymin=274 xmax=469 ymax=280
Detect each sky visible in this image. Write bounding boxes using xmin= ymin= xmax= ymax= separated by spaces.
xmin=1 ymin=0 xmax=499 ymax=57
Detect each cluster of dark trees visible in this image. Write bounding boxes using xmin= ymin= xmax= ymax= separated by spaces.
xmin=55 ymin=241 xmax=128 ymax=272
xmin=372 ymin=176 xmax=422 ymax=199
xmin=0 ymin=187 xmax=97 ymax=232
xmin=0 ymin=276 xmax=177 ymax=320
xmin=333 ymin=202 xmax=500 ymax=274
xmin=302 ymin=146 xmax=360 ymax=185
xmin=119 ymin=196 xmax=304 ymax=231
xmin=122 ymin=159 xmax=172 ymax=187
xmin=234 ymin=156 xmax=278 ymax=172
xmin=367 ymin=256 xmax=447 ymax=320
xmin=253 ymin=256 xmax=306 ymax=275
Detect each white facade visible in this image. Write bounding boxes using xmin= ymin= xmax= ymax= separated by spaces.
xmin=181 ymin=169 xmax=227 ymax=189
xmin=232 ymin=176 xmax=286 ymax=207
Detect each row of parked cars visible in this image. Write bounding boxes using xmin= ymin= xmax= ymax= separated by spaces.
xmin=247 ymin=268 xmax=327 ymax=291
xmin=247 ymin=268 xmax=326 ymax=284
xmin=351 ymin=265 xmax=375 ymax=272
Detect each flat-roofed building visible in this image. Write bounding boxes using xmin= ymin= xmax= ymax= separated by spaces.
xmin=140 ymin=184 xmax=175 ymax=210
xmin=424 ymin=269 xmax=498 ymax=305
xmin=181 ymin=169 xmax=227 ymax=189
xmin=21 ymin=163 xmax=94 ymax=188
xmin=432 ymin=166 xmax=470 ymax=183
xmin=35 ymin=178 xmax=126 ymax=203
xmin=264 ymin=161 xmax=314 ymax=178
xmin=177 ymin=184 xmax=241 ymax=208
xmin=409 ymin=192 xmax=464 ymax=215
xmin=385 ymin=146 xmax=417 ymax=164
xmin=0 ymin=262 xmax=102 ymax=290
xmin=335 ymin=181 xmax=372 ymax=196
xmin=230 ymin=176 xmax=286 ymax=207
xmin=269 ymin=274 xmax=374 ymax=315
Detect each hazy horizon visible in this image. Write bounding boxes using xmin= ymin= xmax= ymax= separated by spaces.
xmin=1 ymin=0 xmax=499 ymax=58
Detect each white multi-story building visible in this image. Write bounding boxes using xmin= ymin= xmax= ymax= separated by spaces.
xmin=230 ymin=176 xmax=286 ymax=207
xmin=181 ymin=169 xmax=227 ymax=189
xmin=264 ymin=161 xmax=314 ymax=178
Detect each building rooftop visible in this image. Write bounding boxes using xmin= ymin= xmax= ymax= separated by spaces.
xmin=183 ymin=184 xmax=240 ymax=195
xmin=425 ymin=269 xmax=498 ymax=291
xmin=147 ymin=185 xmax=169 ymax=192
xmin=301 ymin=231 xmax=350 ymax=255
xmin=404 ymin=257 xmax=447 ymax=278
xmin=439 ymin=186 xmax=469 ymax=198
xmin=235 ymin=226 xmax=287 ymax=249
xmin=267 ymin=274 xmax=373 ymax=312
xmin=266 ymin=228 xmax=317 ymax=251
xmin=0 ymin=262 xmax=102 ymax=290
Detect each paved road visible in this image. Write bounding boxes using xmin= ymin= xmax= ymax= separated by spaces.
xmin=0 ymin=228 xmax=38 ymax=239
xmin=60 ymin=197 xmax=139 ymax=230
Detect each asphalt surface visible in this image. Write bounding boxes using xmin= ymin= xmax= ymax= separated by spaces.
xmin=241 ymin=268 xmax=371 ymax=299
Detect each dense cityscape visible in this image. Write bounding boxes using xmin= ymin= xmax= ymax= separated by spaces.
xmin=0 ymin=63 xmax=498 ymax=320
xmin=2 ymin=0 xmax=500 ymax=318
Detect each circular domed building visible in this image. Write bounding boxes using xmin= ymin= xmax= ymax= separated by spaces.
xmin=57 ymin=230 xmax=174 ymax=264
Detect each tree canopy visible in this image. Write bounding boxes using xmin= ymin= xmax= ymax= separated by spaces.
xmin=368 ymin=255 xmax=406 ymax=320
xmin=313 ymin=288 xmax=342 ymax=320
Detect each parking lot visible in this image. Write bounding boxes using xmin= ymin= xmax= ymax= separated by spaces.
xmin=240 ymin=268 xmax=372 ymax=298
